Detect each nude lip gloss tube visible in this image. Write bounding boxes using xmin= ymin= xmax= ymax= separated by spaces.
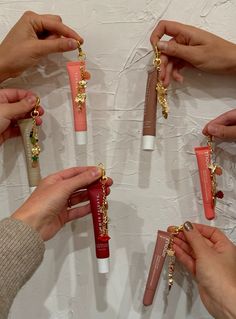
xmin=66 ymin=61 xmax=87 ymax=145
xmin=87 ymin=179 xmax=110 ymax=274
xmin=18 ymin=118 xmax=41 ymax=193
xmin=195 ymin=146 xmax=215 ymax=220
xmin=143 ymin=230 xmax=170 ymax=306
xmin=142 ymin=68 xmax=158 ymax=151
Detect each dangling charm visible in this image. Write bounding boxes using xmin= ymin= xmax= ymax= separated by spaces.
xmin=166 ymin=225 xmax=183 ymax=291
xmin=30 ymin=97 xmax=41 ymax=168
xmin=74 ymin=41 xmax=89 ymax=111
xmin=207 ymin=135 xmax=224 ymax=206
xmin=97 ymin=163 xmax=111 ymax=242
xmin=153 ymin=46 xmax=169 ymax=119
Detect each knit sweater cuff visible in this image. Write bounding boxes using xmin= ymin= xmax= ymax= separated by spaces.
xmin=0 ymin=217 xmax=45 ymax=318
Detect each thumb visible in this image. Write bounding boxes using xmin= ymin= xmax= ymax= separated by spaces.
xmin=36 ymin=38 xmax=78 ymax=56
xmin=183 ymin=221 xmax=209 ymax=258
xmin=206 ymin=123 xmax=236 ymax=140
xmin=157 ymin=40 xmax=194 ymax=62
xmin=1 ymin=95 xmax=37 ymax=119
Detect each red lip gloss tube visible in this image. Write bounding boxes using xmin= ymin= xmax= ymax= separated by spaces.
xmin=143 ymin=230 xmax=170 ymax=306
xmin=195 ymin=146 xmax=215 ymax=220
xmin=87 ymin=179 xmax=110 ymax=273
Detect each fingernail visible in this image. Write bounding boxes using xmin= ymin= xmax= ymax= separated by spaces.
xmin=68 ymin=39 xmax=78 ymax=50
xmin=208 ymin=124 xmax=218 ymax=136
xmin=157 ymin=41 xmax=168 ymax=51
xmin=26 ymin=95 xmax=36 ymax=106
xmin=92 ymin=167 xmax=102 ymax=178
xmin=184 ymin=221 xmax=193 ymax=231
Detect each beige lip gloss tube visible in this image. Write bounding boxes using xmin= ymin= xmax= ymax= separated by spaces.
xmin=143 ymin=230 xmax=170 ymax=306
xmin=142 ymin=68 xmax=158 ymax=151
xmin=18 ymin=118 xmax=41 ymax=193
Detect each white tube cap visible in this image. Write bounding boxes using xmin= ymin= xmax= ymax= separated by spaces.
xmin=142 ymin=135 xmax=155 ymax=151
xmin=30 ymin=186 xmax=37 ymax=194
xmin=97 ymin=258 xmax=109 ymax=274
xmin=75 ymin=131 xmax=87 ymax=145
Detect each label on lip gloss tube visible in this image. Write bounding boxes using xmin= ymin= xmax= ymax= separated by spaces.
xmin=195 ymin=146 xmax=215 ymax=220
xmin=87 ymin=180 xmax=110 ymax=273
xmin=143 ymin=230 xmax=170 ymax=306
xmin=142 ymin=68 xmax=158 ymax=151
xmin=66 ymin=61 xmax=87 ymax=145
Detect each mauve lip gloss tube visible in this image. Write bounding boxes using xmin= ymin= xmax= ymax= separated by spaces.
xmin=143 ymin=230 xmax=170 ymax=306
xmin=195 ymin=146 xmax=215 ymax=220
xmin=142 ymin=68 xmax=158 ymax=151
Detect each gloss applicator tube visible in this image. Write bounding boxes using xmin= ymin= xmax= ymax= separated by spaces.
xmin=142 ymin=68 xmax=158 ymax=150
xmin=143 ymin=230 xmax=170 ymax=306
xmin=18 ymin=118 xmax=41 ymax=193
xmin=87 ymin=174 xmax=110 ymax=273
xmin=195 ymin=146 xmax=215 ymax=220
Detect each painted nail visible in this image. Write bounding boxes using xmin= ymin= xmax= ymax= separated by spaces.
xmin=68 ymin=39 xmax=78 ymax=50
xmin=157 ymin=41 xmax=168 ymax=51
xmin=183 ymin=221 xmax=193 ymax=231
xmin=92 ymin=167 xmax=102 ymax=178
xmin=26 ymin=95 xmax=36 ymax=106
xmin=207 ymin=124 xmax=218 ymax=136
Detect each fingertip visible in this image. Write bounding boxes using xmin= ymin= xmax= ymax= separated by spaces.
xmin=36 ymin=117 xmax=42 ymax=126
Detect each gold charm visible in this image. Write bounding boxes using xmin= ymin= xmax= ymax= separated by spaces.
xmin=74 ymin=42 xmax=89 ymax=111
xmin=167 ymin=225 xmax=183 ymax=291
xmin=30 ymin=97 xmax=41 ymax=168
xmin=98 ymin=163 xmax=110 ymax=242
xmin=153 ymin=46 xmax=169 ymax=119
xmin=207 ymin=136 xmax=224 ymax=205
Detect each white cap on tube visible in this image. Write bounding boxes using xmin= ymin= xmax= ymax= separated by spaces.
xmin=142 ymin=135 xmax=155 ymax=151
xmin=97 ymin=258 xmax=109 ymax=274
xmin=75 ymin=131 xmax=87 ymax=145
xmin=30 ymin=186 xmax=37 ymax=194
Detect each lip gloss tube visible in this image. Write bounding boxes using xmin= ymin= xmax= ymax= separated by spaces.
xmin=66 ymin=61 xmax=87 ymax=145
xmin=87 ymin=179 xmax=110 ymax=273
xmin=142 ymin=68 xmax=158 ymax=151
xmin=143 ymin=230 xmax=170 ymax=306
xmin=195 ymin=146 xmax=215 ymax=220
xmin=18 ymin=118 xmax=41 ymax=193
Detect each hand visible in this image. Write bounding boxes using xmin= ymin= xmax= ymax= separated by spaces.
xmin=0 ymin=88 xmax=43 ymax=145
xmin=12 ymin=166 xmax=113 ymax=241
xmin=0 ymin=11 xmax=83 ymax=82
xmin=202 ymin=109 xmax=236 ymax=140
xmin=150 ymin=20 xmax=236 ymax=87
xmin=169 ymin=222 xmax=236 ymax=319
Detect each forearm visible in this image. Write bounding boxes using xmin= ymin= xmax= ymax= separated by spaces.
xmin=0 ymin=218 xmax=45 ymax=319
xmin=0 ymin=46 xmax=10 ymax=83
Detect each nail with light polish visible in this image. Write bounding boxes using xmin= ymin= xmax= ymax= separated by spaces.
xmin=157 ymin=41 xmax=168 ymax=51
xmin=184 ymin=221 xmax=193 ymax=232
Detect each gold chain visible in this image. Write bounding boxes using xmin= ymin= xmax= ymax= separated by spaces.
xmin=98 ymin=163 xmax=110 ymax=241
xmin=30 ymin=96 xmax=41 ymax=168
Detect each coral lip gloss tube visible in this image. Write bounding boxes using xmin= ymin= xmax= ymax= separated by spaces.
xmin=18 ymin=118 xmax=41 ymax=193
xmin=67 ymin=61 xmax=87 ymax=145
xmin=142 ymin=68 xmax=158 ymax=151
xmin=143 ymin=230 xmax=170 ymax=306
xmin=195 ymin=146 xmax=215 ymax=220
xmin=87 ymin=179 xmax=110 ymax=273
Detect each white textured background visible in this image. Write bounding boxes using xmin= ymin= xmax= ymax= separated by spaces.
xmin=1 ymin=1 xmax=236 ymax=318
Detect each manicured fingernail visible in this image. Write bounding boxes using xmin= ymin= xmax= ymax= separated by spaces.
xmin=157 ymin=41 xmax=168 ymax=51
xmin=184 ymin=221 xmax=193 ymax=231
xmin=92 ymin=167 xmax=102 ymax=178
xmin=68 ymin=39 xmax=78 ymax=50
xmin=26 ymin=95 xmax=36 ymax=106
xmin=208 ymin=124 xmax=218 ymax=136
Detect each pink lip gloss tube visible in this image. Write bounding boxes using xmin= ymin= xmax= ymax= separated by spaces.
xmin=66 ymin=61 xmax=87 ymax=145
xmin=87 ymin=180 xmax=110 ymax=274
xmin=143 ymin=230 xmax=170 ymax=306
xmin=195 ymin=146 xmax=215 ymax=220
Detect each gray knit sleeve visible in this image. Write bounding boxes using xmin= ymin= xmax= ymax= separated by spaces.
xmin=0 ymin=218 xmax=45 ymax=319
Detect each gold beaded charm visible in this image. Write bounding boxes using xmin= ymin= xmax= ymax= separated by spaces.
xmin=166 ymin=225 xmax=184 ymax=291
xmin=153 ymin=46 xmax=169 ymax=119
xmin=30 ymin=97 xmax=41 ymax=168
xmin=97 ymin=163 xmax=110 ymax=242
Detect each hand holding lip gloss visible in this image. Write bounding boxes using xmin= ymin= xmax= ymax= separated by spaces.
xmin=87 ymin=164 xmax=111 ymax=274
xmin=66 ymin=41 xmax=90 ymax=145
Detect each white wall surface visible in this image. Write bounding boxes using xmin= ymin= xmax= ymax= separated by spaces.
xmin=1 ymin=1 xmax=236 ymax=318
